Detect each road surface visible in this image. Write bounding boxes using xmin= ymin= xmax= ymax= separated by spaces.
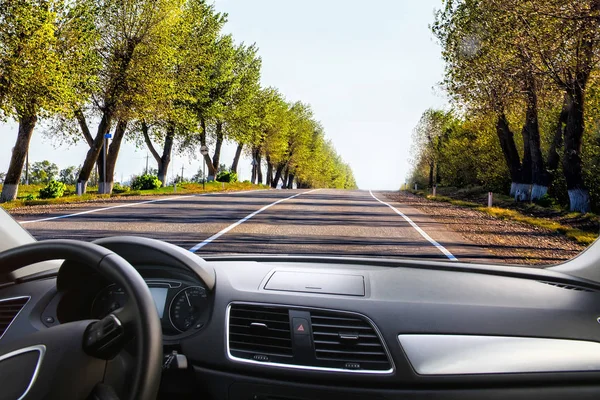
xmin=14 ymin=189 xmax=491 ymax=262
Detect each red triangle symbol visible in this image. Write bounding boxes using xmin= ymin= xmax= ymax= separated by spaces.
xmin=297 ymin=324 xmax=305 ymax=332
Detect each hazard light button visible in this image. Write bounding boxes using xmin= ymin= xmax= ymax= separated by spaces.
xmin=292 ymin=318 xmax=309 ymax=335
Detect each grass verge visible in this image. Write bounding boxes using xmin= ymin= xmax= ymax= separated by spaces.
xmin=1 ymin=181 xmax=268 ymax=211
xmin=406 ymin=190 xmax=598 ymax=246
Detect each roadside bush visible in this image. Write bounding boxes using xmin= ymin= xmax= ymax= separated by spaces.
xmin=535 ymin=194 xmax=558 ymax=208
xmin=39 ymin=180 xmax=66 ymax=199
xmin=24 ymin=194 xmax=36 ymax=201
xmin=131 ymin=174 xmax=162 ymax=190
xmin=112 ymin=183 xmax=130 ymax=194
xmin=216 ymin=170 xmax=237 ymax=183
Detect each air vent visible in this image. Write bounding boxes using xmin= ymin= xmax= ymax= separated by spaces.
xmin=539 ymin=281 xmax=596 ymax=293
xmin=311 ymin=311 xmax=391 ymax=371
xmin=0 ymin=297 xmax=29 ymax=339
xmin=229 ymin=304 xmax=292 ymax=363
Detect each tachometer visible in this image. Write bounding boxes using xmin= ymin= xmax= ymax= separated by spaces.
xmin=169 ymin=286 xmax=208 ymax=332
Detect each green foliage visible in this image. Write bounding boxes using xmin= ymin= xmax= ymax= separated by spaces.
xmin=59 ymin=166 xmax=79 ymax=185
xmin=131 ymin=174 xmax=162 ymax=190
xmin=30 ymin=160 xmax=59 ymax=184
xmin=112 ymin=183 xmax=130 ymax=194
xmin=216 ymin=170 xmax=238 ymax=183
xmin=24 ymin=193 xmax=36 ymax=201
xmin=39 ymin=180 xmax=67 ymax=199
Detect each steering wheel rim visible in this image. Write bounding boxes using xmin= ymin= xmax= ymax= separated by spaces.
xmin=0 ymin=239 xmax=162 ymax=400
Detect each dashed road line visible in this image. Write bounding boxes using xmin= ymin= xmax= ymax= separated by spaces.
xmin=189 ymin=189 xmax=320 ymax=253
xmin=369 ymin=190 xmax=458 ymax=261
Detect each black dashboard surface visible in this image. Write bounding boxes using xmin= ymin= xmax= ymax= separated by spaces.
xmin=3 ymin=243 xmax=600 ymax=399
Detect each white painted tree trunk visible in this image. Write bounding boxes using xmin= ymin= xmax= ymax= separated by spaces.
xmin=530 ymin=184 xmax=548 ymax=201
xmin=568 ymin=189 xmax=591 ymax=213
xmin=0 ymin=184 xmax=19 ymax=202
xmin=97 ymin=182 xmax=113 ymax=195
xmin=76 ymin=181 xmax=87 ymax=195
xmin=510 ymin=182 xmax=518 ymax=196
xmin=513 ymin=183 xmax=531 ymax=202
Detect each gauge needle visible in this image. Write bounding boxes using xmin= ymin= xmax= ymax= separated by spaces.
xmin=185 ymin=291 xmax=191 ymax=307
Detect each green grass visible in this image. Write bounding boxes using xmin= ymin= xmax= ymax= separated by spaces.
xmin=411 ymin=190 xmax=598 ymax=246
xmin=0 ymin=181 xmax=268 ymax=211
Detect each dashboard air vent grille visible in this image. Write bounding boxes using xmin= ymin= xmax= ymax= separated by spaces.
xmin=229 ymin=304 xmax=292 ymax=362
xmin=311 ymin=311 xmax=391 ymax=371
xmin=0 ymin=297 xmax=29 ymax=339
xmin=539 ymin=281 xmax=596 ymax=293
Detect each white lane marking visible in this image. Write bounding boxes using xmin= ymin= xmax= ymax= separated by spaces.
xmin=189 ymin=189 xmax=320 ymax=253
xmin=18 ymin=189 xmax=269 ymax=225
xmin=369 ymin=190 xmax=458 ymax=261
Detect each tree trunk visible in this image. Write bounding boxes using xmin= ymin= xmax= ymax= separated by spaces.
xmin=200 ymin=118 xmax=216 ymax=178
xmin=212 ymin=121 xmax=224 ymax=172
xmin=272 ymin=163 xmax=285 ymax=188
xmin=102 ymin=120 xmax=128 ymax=194
xmin=256 ymin=150 xmax=263 ymax=185
xmin=522 ymin=74 xmax=546 ymax=200
xmin=282 ymin=168 xmax=289 ymax=190
xmin=287 ymin=173 xmax=295 ymax=189
xmin=563 ymin=85 xmax=590 ymax=212
xmin=157 ymin=125 xmax=175 ymax=187
xmin=495 ymin=112 xmax=522 ymax=196
xmin=77 ymin=112 xmax=113 ymax=194
xmin=142 ymin=122 xmax=163 ymax=182
xmin=428 ymin=162 xmax=434 ymax=189
xmin=546 ymin=94 xmax=570 ymax=192
xmin=231 ymin=142 xmax=243 ymax=174
xmin=266 ymin=155 xmax=273 ymax=187
xmin=0 ymin=113 xmax=37 ymax=202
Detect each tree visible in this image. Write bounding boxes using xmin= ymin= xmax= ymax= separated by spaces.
xmin=59 ymin=166 xmax=79 ymax=185
xmin=140 ymin=0 xmax=227 ymax=187
xmin=75 ymin=0 xmax=181 ymax=194
xmin=191 ymin=167 xmax=205 ymax=183
xmin=30 ymin=161 xmax=59 ymax=184
xmin=0 ymin=0 xmax=99 ymax=201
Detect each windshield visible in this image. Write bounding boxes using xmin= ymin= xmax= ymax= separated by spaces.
xmin=1 ymin=0 xmax=598 ymax=266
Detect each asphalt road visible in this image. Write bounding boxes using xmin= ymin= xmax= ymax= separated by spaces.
xmin=15 ymin=189 xmax=491 ymax=262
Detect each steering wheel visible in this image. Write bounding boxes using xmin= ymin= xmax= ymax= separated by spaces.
xmin=0 ymin=240 xmax=162 ymax=400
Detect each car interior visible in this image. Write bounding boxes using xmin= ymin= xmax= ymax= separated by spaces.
xmin=2 ymin=209 xmax=600 ymax=400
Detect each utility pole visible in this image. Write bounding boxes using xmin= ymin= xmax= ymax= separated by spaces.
xmin=181 ymin=165 xmax=184 ymax=183
xmin=145 ymin=153 xmax=149 ymax=175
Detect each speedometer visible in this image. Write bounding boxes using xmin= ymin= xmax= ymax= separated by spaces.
xmin=168 ymin=286 xmax=209 ymax=332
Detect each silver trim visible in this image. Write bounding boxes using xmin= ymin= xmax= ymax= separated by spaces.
xmin=0 ymin=296 xmax=31 ymax=341
xmin=0 ymin=344 xmax=46 ymax=400
xmin=226 ymin=301 xmax=395 ymax=375
xmin=398 ymin=334 xmax=600 ymax=375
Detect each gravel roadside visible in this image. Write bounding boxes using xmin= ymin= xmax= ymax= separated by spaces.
xmin=384 ymin=191 xmax=585 ymax=266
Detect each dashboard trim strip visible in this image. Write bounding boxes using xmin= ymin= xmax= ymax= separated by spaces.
xmin=0 ymin=296 xmax=31 ymax=341
xmin=398 ymin=334 xmax=600 ymax=375
xmin=0 ymin=344 xmax=46 ymax=400
xmin=225 ymin=301 xmax=395 ymax=375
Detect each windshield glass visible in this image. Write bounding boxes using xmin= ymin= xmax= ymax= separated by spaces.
xmin=1 ymin=0 xmax=598 ymax=266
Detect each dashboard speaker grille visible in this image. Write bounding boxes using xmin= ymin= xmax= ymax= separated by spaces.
xmin=311 ymin=311 xmax=391 ymax=371
xmin=0 ymin=297 xmax=29 ymax=339
xmin=229 ymin=304 xmax=293 ymax=361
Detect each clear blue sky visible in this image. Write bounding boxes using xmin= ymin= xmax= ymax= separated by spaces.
xmin=0 ymin=0 xmax=447 ymax=189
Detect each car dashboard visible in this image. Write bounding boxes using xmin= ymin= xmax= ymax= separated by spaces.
xmin=3 ymin=238 xmax=600 ymax=399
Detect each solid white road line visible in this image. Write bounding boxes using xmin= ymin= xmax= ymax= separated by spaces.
xmin=19 ymin=189 xmax=269 ymax=225
xmin=369 ymin=190 xmax=458 ymax=261
xmin=189 ymin=189 xmax=320 ymax=253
